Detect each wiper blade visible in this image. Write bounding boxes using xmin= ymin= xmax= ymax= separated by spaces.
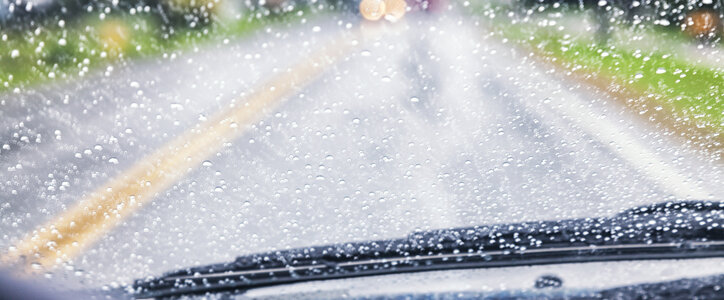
xmin=132 ymin=200 xmax=723 ymax=298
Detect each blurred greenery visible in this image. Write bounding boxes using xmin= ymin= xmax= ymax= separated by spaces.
xmin=0 ymin=8 xmax=306 ymax=94
xmin=533 ymin=31 xmax=723 ymax=132
xmin=468 ymin=2 xmax=724 ymax=133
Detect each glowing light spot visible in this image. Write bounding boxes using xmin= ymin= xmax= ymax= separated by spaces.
xmin=360 ymin=0 xmax=386 ymax=21
xmin=384 ymin=0 xmax=407 ymax=22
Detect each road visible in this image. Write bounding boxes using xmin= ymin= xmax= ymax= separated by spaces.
xmin=0 ymin=10 xmax=722 ymax=289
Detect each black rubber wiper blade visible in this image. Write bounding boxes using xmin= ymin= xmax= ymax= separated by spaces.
xmin=132 ymin=200 xmax=723 ymax=299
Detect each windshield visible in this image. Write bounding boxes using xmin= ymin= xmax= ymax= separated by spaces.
xmin=0 ymin=0 xmax=722 ymax=297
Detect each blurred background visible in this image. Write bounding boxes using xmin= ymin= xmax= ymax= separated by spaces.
xmin=1 ymin=0 xmax=722 ymax=135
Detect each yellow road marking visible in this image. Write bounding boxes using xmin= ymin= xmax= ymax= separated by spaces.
xmin=3 ymin=27 xmax=367 ymax=271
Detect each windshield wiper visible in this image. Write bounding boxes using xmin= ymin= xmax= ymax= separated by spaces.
xmin=132 ymin=200 xmax=723 ymax=298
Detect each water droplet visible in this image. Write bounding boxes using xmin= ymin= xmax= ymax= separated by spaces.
xmin=170 ymin=103 xmax=184 ymax=111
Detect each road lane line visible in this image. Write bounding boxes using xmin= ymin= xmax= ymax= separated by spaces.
xmin=518 ymin=53 xmax=714 ymax=199
xmin=3 ymin=27 xmax=367 ymax=271
xmin=494 ymin=44 xmax=714 ymax=199
xmin=472 ymin=22 xmax=714 ymax=200
xmin=548 ymin=96 xmax=712 ymax=199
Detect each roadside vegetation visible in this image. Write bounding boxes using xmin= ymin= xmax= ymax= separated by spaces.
xmin=467 ymin=2 xmax=724 ymax=135
xmin=0 ymin=3 xmax=308 ymax=94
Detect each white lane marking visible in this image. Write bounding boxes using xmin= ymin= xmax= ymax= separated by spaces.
xmin=484 ymin=41 xmax=714 ymax=200
xmin=550 ymin=98 xmax=711 ymax=199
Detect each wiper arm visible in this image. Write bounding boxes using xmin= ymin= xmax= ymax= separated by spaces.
xmin=132 ymin=200 xmax=723 ymax=299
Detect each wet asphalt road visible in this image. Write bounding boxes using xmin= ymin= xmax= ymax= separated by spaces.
xmin=0 ymin=12 xmax=722 ymax=288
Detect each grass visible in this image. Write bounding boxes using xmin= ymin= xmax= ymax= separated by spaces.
xmin=468 ymin=2 xmax=724 ymax=133
xmin=0 ymin=9 xmax=306 ymax=94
